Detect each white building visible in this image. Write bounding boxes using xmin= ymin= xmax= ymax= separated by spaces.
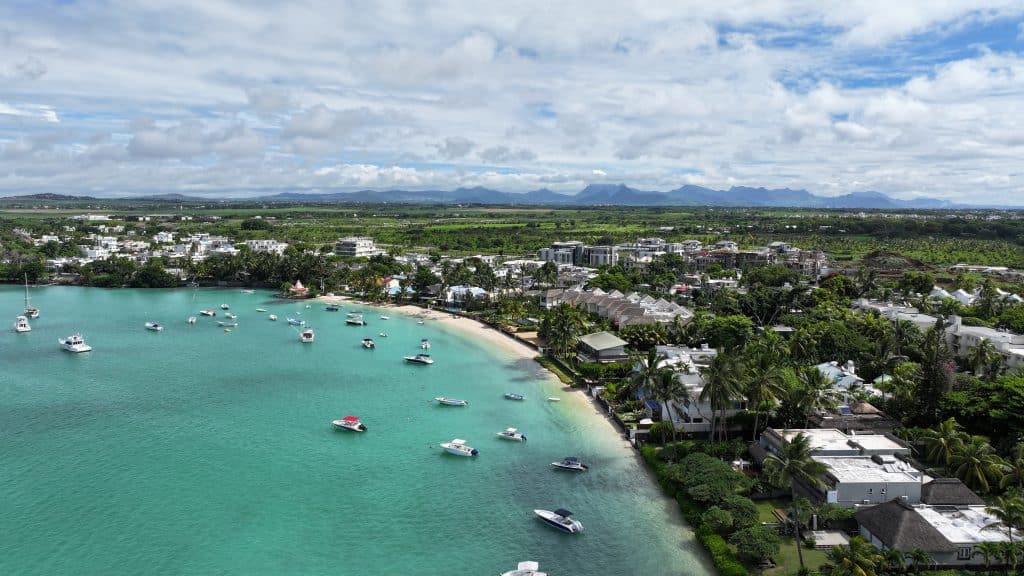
xmin=244 ymin=239 xmax=289 ymax=255
xmin=153 ymin=231 xmax=175 ymax=244
xmin=335 ymin=236 xmax=384 ymax=258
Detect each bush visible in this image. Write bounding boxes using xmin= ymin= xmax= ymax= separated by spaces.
xmin=720 ymin=494 xmax=759 ymax=529
xmin=646 ymin=421 xmax=677 ymax=444
xmin=658 ymin=439 xmax=748 ymax=463
xmin=703 ymin=507 xmax=734 ymax=533
xmin=729 ymin=525 xmax=782 ymax=563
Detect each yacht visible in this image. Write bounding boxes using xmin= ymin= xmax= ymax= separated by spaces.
xmin=332 ymin=416 xmax=367 ymax=432
xmin=326 ymin=303 xmax=340 ymax=312
xmin=14 ymin=315 xmax=31 ymax=333
xmin=240 ymin=289 xmax=255 ymax=294
xmin=256 ymin=308 xmax=267 ymax=312
xmin=440 ymin=438 xmax=478 ymax=457
xmin=434 ymin=397 xmax=468 ymax=406
xmin=268 ymin=314 xmax=278 ymax=321
xmin=217 ymin=321 xmax=238 ymax=327
xmin=534 ymin=509 xmax=584 ymax=534
xmin=220 ymin=304 xmax=230 ymax=310
xmin=23 ymin=275 xmax=40 ymax=318
xmin=300 ymin=328 xmax=315 ymax=343
xmin=224 ymin=312 xmax=238 ymax=319
xmin=501 ymin=561 xmax=547 ymax=576
xmin=345 ymin=315 xmax=367 ymax=326
xmin=362 ymin=338 xmax=375 ymax=349
xmin=496 ymin=427 xmax=527 ymax=442
xmin=504 ymin=392 xmax=525 ymax=401
xmin=187 ymin=316 xmax=197 ymax=324
xmin=404 ymin=354 xmax=433 ymax=365
xmin=144 ymin=322 xmax=164 ymax=331
xmin=287 ymin=317 xmax=305 ymax=326
xmin=417 ymin=319 xmax=425 ymax=325
xmin=59 ymin=333 xmax=92 ymax=353
xmin=551 ymin=457 xmax=589 ymax=472
xmin=379 ymin=314 xmax=390 ymax=320
xmin=200 ymin=309 xmax=216 ymax=317
xmin=420 ymin=338 xmax=431 ymax=350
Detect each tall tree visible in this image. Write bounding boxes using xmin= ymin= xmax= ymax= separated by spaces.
xmin=949 ymin=435 xmax=1005 ymax=494
xmin=796 ymin=366 xmax=840 ymax=428
xmin=541 ymin=303 xmax=586 ymax=359
xmin=743 ymin=340 xmax=787 ymax=441
xmin=917 ymin=318 xmax=955 ymax=424
xmin=762 ymin=432 xmax=829 ymax=571
xmin=699 ymin=354 xmax=744 ymax=442
xmin=987 ymin=493 xmax=1024 ymax=543
xmin=918 ymin=418 xmax=967 ymax=469
xmin=825 ymin=535 xmax=884 ymax=576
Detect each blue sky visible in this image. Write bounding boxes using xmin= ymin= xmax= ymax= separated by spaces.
xmin=1 ymin=1 xmax=1023 ymax=203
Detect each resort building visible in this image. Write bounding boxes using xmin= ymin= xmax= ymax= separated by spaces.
xmin=542 ymin=288 xmax=694 ymax=327
xmin=334 ymin=236 xmax=384 ymax=258
xmin=651 ymin=345 xmax=747 ymax=437
xmin=758 ymin=428 xmax=911 ymax=460
xmin=577 ymin=331 xmax=629 ymax=363
xmin=812 ymin=455 xmax=926 ymax=508
xmin=945 ymin=315 xmax=1024 ymax=372
xmin=244 ymin=239 xmax=289 ymax=255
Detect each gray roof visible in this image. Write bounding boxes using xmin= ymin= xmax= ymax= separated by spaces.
xmin=578 ymin=331 xmax=628 ymax=351
xmin=855 ymin=500 xmax=956 ymax=553
xmin=921 ymin=478 xmax=985 ymax=506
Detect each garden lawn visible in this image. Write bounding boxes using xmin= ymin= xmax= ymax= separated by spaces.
xmin=759 ymin=537 xmax=829 ymax=576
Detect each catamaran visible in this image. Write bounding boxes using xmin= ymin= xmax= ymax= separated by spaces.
xmin=23 ymin=275 xmax=39 ymax=318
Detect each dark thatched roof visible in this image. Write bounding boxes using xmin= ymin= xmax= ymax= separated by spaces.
xmin=921 ymin=478 xmax=985 ymax=506
xmin=855 ymin=500 xmax=955 ymax=553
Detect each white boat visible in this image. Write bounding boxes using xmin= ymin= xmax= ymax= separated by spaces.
xmin=501 ymin=561 xmax=547 ymax=576
xmin=345 ymin=315 xmax=366 ymax=326
xmin=59 ymin=333 xmax=92 ymax=353
xmin=440 ymin=438 xmax=478 ymax=456
xmin=379 ymin=315 xmax=390 ymax=320
xmin=144 ymin=322 xmax=164 ymax=331
xmin=14 ymin=315 xmax=31 ymax=333
xmin=256 ymin=308 xmax=267 ymax=312
xmin=332 ymin=415 xmax=367 ymax=432
xmin=434 ymin=397 xmax=468 ymax=406
xmin=420 ymin=338 xmax=431 ymax=349
xmin=217 ymin=321 xmax=238 ymax=327
xmin=287 ymin=317 xmax=304 ymax=326
xmin=534 ymin=508 xmax=584 ymax=534
xmin=551 ymin=456 xmax=589 ymax=472
xmin=300 ymin=328 xmax=315 ymax=343
xmin=546 ymin=397 xmax=561 ymax=402
xmin=417 ymin=320 xmax=425 ymax=325
xmin=240 ymin=289 xmax=255 ymax=294
xmin=23 ymin=274 xmax=39 ymax=319
xmin=187 ymin=316 xmax=197 ymax=324
xmin=220 ymin=304 xmax=230 ymax=310
xmin=404 ymin=354 xmax=433 ymax=365
xmin=362 ymin=338 xmax=375 ymax=349
xmin=224 ymin=312 xmax=238 ymax=319
xmin=325 ymin=303 xmax=340 ymax=312
xmin=200 ymin=309 xmax=216 ymax=317
xmin=496 ymin=427 xmax=527 ymax=442
xmin=378 ymin=332 xmax=388 ymax=337
xmin=268 ymin=314 xmax=278 ymax=321
xmin=504 ymin=392 xmax=525 ymax=401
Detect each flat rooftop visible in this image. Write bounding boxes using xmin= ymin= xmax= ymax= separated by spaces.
xmin=776 ymin=429 xmax=907 ymax=454
xmin=915 ymin=506 xmax=1010 ymax=545
xmin=815 ymin=456 xmax=923 ymax=484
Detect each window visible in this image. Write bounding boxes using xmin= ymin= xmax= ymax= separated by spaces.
xmin=958 ymin=547 xmax=972 ymax=560
xmin=880 ymin=489 xmax=886 ymax=495
xmin=867 ymin=488 xmax=873 ymax=495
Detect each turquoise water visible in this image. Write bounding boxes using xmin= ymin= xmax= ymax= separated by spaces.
xmin=0 ymin=287 xmax=711 ymax=576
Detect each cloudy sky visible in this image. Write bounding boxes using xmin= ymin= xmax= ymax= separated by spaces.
xmin=1 ymin=1 xmax=1023 ymax=202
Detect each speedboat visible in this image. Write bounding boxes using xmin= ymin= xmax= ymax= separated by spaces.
xmin=501 ymin=561 xmax=547 ymax=576
xmin=224 ymin=312 xmax=238 ymax=319
xmin=217 ymin=321 xmax=238 ymax=327
xmin=23 ymin=275 xmax=40 ymax=318
xmin=287 ymin=317 xmax=304 ymax=326
xmin=345 ymin=315 xmax=366 ymax=326
xmin=144 ymin=322 xmax=163 ymax=331
xmin=300 ymin=329 xmax=315 ymax=343
xmin=362 ymin=338 xmax=375 ymax=349
xmin=378 ymin=332 xmax=388 ymax=337
xmin=551 ymin=457 xmax=589 ymax=472
xmin=496 ymin=427 xmax=526 ymax=442
xmin=440 ymin=438 xmax=478 ymax=456
xmin=332 ymin=416 xmax=367 ymax=432
xmin=256 ymin=308 xmax=267 ymax=312
xmin=420 ymin=338 xmax=431 ymax=349
xmin=268 ymin=314 xmax=278 ymax=321
xmin=547 ymin=397 xmax=560 ymax=402
xmin=404 ymin=354 xmax=433 ymax=365
xmin=435 ymin=397 xmax=468 ymax=406
xmin=379 ymin=315 xmax=390 ymax=320
xmin=504 ymin=392 xmax=525 ymax=401
xmin=220 ymin=304 xmax=230 ymax=310
xmin=240 ymin=289 xmax=255 ymax=294
xmin=326 ymin=304 xmax=340 ymax=311
xmin=59 ymin=333 xmax=92 ymax=353
xmin=187 ymin=316 xmax=197 ymax=324
xmin=417 ymin=319 xmax=425 ymax=325
xmin=13 ymin=315 xmax=31 ymax=333
xmin=200 ymin=309 xmax=216 ymax=317
xmin=534 ymin=508 xmax=584 ymax=534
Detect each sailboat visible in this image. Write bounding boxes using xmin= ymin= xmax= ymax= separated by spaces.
xmin=23 ymin=275 xmax=39 ymax=319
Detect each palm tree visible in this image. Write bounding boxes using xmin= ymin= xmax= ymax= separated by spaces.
xmin=881 ymin=547 xmax=906 ymax=574
xmin=974 ymin=541 xmax=1002 ymax=571
xmin=796 ymin=366 xmax=840 ymax=428
xmin=762 ymin=432 xmax=829 ymax=570
xmin=904 ymin=548 xmax=933 ymax=572
xmin=987 ymin=493 xmax=1024 ymax=543
xmin=699 ymin=354 xmax=743 ymax=442
xmin=918 ymin=418 xmax=967 ymax=470
xmin=647 ymin=368 xmax=690 ymax=441
xmin=1002 ymin=443 xmax=1024 ymax=491
xmin=824 ymin=535 xmax=883 ymax=576
xmin=949 ymin=435 xmax=1005 ymax=494
xmin=743 ymin=344 xmax=786 ymax=441
xmin=626 ymin=348 xmax=670 ymax=401
xmin=969 ymin=339 xmax=1002 ymax=380
xmin=541 ymin=303 xmax=586 ymax=359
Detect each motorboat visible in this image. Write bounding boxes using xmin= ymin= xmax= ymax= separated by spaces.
xmin=14 ymin=315 xmax=31 ymax=333
xmin=504 ymin=393 xmax=525 ymax=401
xmin=220 ymin=304 xmax=230 ymax=310
xmin=547 ymin=397 xmax=561 ymax=402
xmin=501 ymin=561 xmax=547 ymax=576
xmin=144 ymin=322 xmax=164 ymax=331
xmin=217 ymin=321 xmax=238 ymax=327
xmin=404 ymin=354 xmax=433 ymax=365
xmin=378 ymin=332 xmax=388 ymax=337
xmin=440 ymin=438 xmax=478 ymax=456
xmin=332 ymin=415 xmax=367 ymax=432
xmin=23 ymin=275 xmax=39 ymax=318
xmin=345 ymin=315 xmax=367 ymax=326
xmin=300 ymin=329 xmax=315 ymax=343
xmin=379 ymin=315 xmax=390 ymax=320
xmin=59 ymin=333 xmax=92 ymax=353
xmin=326 ymin=303 xmax=340 ymax=312
xmin=496 ymin=427 xmax=527 ymax=442
xmin=268 ymin=314 xmax=278 ymax=321
xmin=551 ymin=457 xmax=589 ymax=472
xmin=200 ymin=309 xmax=216 ymax=317
xmin=240 ymin=289 xmax=255 ymax=294
xmin=534 ymin=508 xmax=584 ymax=534
xmin=420 ymin=338 xmax=431 ymax=349
xmin=434 ymin=397 xmax=468 ymax=406
xmin=224 ymin=328 xmax=232 ymax=333
xmin=287 ymin=317 xmax=304 ymax=326
xmin=187 ymin=316 xmax=197 ymax=324
xmin=417 ymin=320 xmax=425 ymax=325
xmin=362 ymin=338 xmax=375 ymax=349
xmin=256 ymin=308 xmax=267 ymax=312
xmin=224 ymin=312 xmax=238 ymax=319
